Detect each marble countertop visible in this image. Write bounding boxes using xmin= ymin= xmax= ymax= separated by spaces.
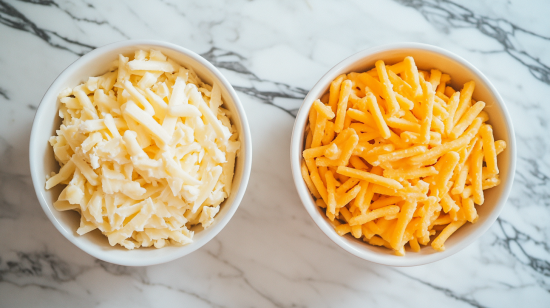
xmin=1 ymin=0 xmax=549 ymax=307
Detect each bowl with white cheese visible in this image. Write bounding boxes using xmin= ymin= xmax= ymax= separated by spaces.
xmin=29 ymin=40 xmax=252 ymax=266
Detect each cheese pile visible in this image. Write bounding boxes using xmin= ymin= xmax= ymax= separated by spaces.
xmin=46 ymin=49 xmax=240 ymax=249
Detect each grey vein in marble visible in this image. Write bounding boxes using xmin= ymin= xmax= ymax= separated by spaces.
xmin=494 ymin=219 xmax=550 ymax=284
xmin=396 ymin=0 xmax=550 ymax=85
xmin=201 ymin=47 xmax=308 ymax=117
xmin=393 ymin=269 xmax=487 ymax=308
xmin=0 ymin=0 xmax=95 ymax=55
xmin=0 ymin=86 xmax=8 ymax=100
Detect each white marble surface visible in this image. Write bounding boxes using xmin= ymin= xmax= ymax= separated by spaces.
xmin=1 ymin=0 xmax=550 ymax=307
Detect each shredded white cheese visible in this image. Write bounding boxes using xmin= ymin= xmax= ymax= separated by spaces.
xmin=46 ymin=49 xmax=240 ymax=250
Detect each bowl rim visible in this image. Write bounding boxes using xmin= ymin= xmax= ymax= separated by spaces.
xmin=290 ymin=42 xmax=516 ymax=267
xmin=29 ymin=39 xmax=252 ymax=266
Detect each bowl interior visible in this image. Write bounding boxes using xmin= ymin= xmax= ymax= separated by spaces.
xmin=292 ymin=45 xmax=515 ymax=266
xmin=30 ymin=41 xmax=251 ymax=266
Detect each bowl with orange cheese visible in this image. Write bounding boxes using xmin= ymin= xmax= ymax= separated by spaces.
xmin=290 ymin=43 xmax=515 ymax=266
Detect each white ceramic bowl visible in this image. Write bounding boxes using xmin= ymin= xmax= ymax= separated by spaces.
xmin=290 ymin=43 xmax=516 ymax=267
xmin=29 ymin=40 xmax=252 ymax=266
